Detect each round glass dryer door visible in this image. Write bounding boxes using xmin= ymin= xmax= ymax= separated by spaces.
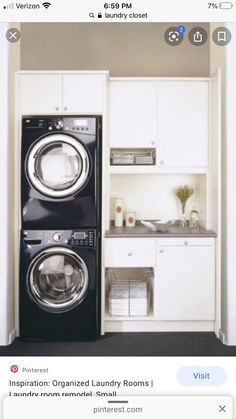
xmin=27 ymin=247 xmax=89 ymax=313
xmin=26 ymin=134 xmax=90 ymax=198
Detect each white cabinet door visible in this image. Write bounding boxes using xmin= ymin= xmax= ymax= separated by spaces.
xmin=156 ymin=242 xmax=215 ymax=320
xmin=157 ymin=81 xmax=209 ymax=167
xmin=109 ymin=81 xmax=157 ymax=148
xmin=62 ymin=74 xmax=106 ymax=113
xmin=19 ymin=74 xmax=62 ymax=114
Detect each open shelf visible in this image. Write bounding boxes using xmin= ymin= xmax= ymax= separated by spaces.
xmin=110 ymin=166 xmax=208 ymax=174
xmin=105 ymin=267 xmax=154 ymax=320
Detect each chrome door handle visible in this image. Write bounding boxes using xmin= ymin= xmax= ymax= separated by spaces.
xmin=128 ymin=252 xmax=133 ymax=256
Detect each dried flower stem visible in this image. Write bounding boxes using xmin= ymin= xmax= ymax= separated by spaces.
xmin=175 ymin=185 xmax=194 ymax=214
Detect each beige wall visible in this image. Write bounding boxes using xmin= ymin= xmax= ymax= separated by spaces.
xmin=20 ymin=23 xmax=210 ymax=76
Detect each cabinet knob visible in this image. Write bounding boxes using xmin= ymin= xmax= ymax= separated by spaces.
xmin=128 ymin=252 xmax=133 ymax=256
xmin=55 ymin=106 xmax=60 ymax=111
xmin=160 ymin=160 xmax=164 ymax=165
xmin=184 ymin=240 xmax=189 ymax=246
xmin=151 ymin=141 xmax=155 ymax=146
xmin=159 ymin=249 xmax=164 ymax=253
xmin=63 ymin=106 xmax=68 ymax=111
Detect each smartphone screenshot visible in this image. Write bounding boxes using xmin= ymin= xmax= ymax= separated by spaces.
xmin=0 ymin=0 xmax=236 ymax=417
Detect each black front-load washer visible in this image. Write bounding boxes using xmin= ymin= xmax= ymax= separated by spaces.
xmin=21 ymin=116 xmax=102 ymax=229
xmin=20 ymin=229 xmax=100 ymax=340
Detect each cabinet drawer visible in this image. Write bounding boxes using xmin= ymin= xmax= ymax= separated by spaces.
xmin=157 ymin=237 xmax=215 ymax=247
xmin=105 ymin=238 xmax=156 ymax=267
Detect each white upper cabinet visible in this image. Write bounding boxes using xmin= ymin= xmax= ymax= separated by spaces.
xmin=18 ymin=73 xmax=107 ymax=114
xmin=62 ymin=74 xmax=106 ymax=113
xmin=157 ymin=81 xmax=209 ymax=167
xmin=109 ymin=81 xmax=157 ymax=148
xmin=19 ymin=74 xmax=62 ymax=114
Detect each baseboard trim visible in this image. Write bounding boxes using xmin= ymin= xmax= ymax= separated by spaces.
xmin=105 ymin=321 xmax=215 ymax=333
xmin=8 ymin=328 xmax=16 ymax=344
xmin=218 ymin=329 xmax=226 ymax=344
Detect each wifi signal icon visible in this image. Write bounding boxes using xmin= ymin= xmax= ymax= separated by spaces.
xmin=42 ymin=2 xmax=51 ymax=8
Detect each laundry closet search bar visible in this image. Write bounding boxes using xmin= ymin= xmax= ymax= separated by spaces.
xmin=3 ymin=396 xmax=233 ymax=419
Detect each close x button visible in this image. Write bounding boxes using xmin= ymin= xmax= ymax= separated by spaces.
xmin=219 ymin=406 xmax=226 ymax=413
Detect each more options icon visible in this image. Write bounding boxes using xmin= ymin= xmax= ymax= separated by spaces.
xmin=212 ymin=27 xmax=232 ymax=46
xmin=188 ymin=27 xmax=208 ymax=46
xmin=164 ymin=27 xmax=184 ymax=46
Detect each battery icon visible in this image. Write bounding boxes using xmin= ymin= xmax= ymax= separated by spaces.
xmin=219 ymin=2 xmax=233 ymax=8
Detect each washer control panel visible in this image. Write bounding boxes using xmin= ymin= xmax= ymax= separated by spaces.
xmin=23 ymin=230 xmax=97 ymax=248
xmin=54 ymin=119 xmax=64 ymax=130
xmin=70 ymin=230 xmax=96 ymax=247
xmin=53 ymin=232 xmax=62 ymax=242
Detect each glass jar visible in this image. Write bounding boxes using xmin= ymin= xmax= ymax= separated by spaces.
xmin=125 ymin=211 xmax=136 ymax=227
xmin=189 ymin=207 xmax=200 ymax=229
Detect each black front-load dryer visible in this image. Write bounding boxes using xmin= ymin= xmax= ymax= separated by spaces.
xmin=21 ymin=116 xmax=102 ymax=229
xmin=20 ymin=229 xmax=100 ymax=340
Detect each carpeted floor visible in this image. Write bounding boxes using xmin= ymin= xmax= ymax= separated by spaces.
xmin=0 ymin=333 xmax=236 ymax=356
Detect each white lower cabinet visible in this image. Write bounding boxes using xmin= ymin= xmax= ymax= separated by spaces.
xmin=156 ymin=238 xmax=215 ymax=321
xmin=104 ymin=237 xmax=216 ymax=330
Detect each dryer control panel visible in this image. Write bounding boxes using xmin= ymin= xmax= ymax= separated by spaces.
xmin=23 ymin=116 xmax=97 ymax=135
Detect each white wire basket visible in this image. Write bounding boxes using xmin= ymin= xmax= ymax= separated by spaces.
xmin=110 ymin=148 xmax=156 ymax=166
xmin=106 ymin=268 xmax=153 ymax=317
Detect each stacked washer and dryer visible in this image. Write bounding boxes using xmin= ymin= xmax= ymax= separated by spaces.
xmin=20 ymin=116 xmax=102 ymax=340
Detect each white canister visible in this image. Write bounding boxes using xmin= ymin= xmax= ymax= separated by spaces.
xmin=125 ymin=211 xmax=136 ymax=227
xmin=114 ymin=197 xmax=124 ymax=227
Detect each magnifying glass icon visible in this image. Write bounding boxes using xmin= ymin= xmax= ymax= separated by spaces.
xmin=89 ymin=12 xmax=95 ymax=18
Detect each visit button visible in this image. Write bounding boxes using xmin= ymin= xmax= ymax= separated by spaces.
xmin=177 ymin=367 xmax=227 ymax=386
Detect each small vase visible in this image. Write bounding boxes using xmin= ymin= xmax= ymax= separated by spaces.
xmin=180 ymin=201 xmax=187 ymax=228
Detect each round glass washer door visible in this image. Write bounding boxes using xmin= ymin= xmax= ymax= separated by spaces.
xmin=26 ymin=134 xmax=90 ymax=198
xmin=27 ymin=247 xmax=89 ymax=313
